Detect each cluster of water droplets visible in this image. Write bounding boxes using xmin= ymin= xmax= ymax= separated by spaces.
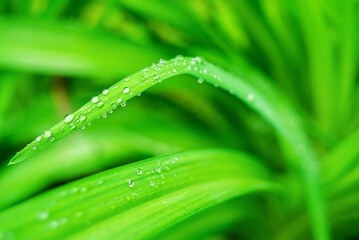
xmin=1 ymin=157 xmax=184 ymax=237
xmin=127 ymin=156 xmax=179 ymax=192
xmin=14 ymin=56 xmax=216 ymax=164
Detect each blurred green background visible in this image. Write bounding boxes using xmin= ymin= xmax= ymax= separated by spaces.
xmin=1 ymin=0 xmax=359 ymax=239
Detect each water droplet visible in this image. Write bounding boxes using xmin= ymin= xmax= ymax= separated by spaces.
xmin=117 ymin=98 xmax=122 ymax=103
xmin=97 ymin=102 xmax=104 ymax=108
xmin=195 ymin=56 xmax=202 ymax=63
xmin=153 ymin=75 xmax=159 ymax=80
xmin=121 ymin=102 xmax=127 ymax=107
xmin=137 ymin=93 xmax=141 ymax=97
xmin=49 ymin=221 xmax=59 ymax=229
xmin=247 ymin=93 xmax=255 ymax=101
xmin=125 ymin=78 xmax=130 ymax=82
xmin=37 ymin=211 xmax=49 ymax=221
xmin=81 ymin=187 xmax=87 ymax=192
xmin=32 ymin=146 xmax=37 ymax=150
xmin=79 ymin=115 xmax=86 ymax=122
xmin=59 ymin=217 xmax=67 ymax=225
xmin=50 ymin=137 xmax=55 ymax=141
xmin=198 ymin=78 xmax=203 ymax=84
xmin=175 ymin=55 xmax=184 ymax=61
xmin=128 ymin=179 xmax=134 ymax=187
xmin=64 ymin=114 xmax=74 ymax=123
xmin=102 ymin=114 xmax=107 ymax=118
xmin=103 ymin=89 xmax=109 ymax=95
xmin=91 ymin=96 xmax=99 ymax=103
xmin=111 ymin=103 xmax=117 ymax=109
xmin=150 ymin=181 xmax=155 ymax=187
xmin=81 ymin=126 xmax=85 ymax=130
xmin=44 ymin=131 xmax=51 ymax=138
xmin=36 ymin=136 xmax=42 ymax=141
xmin=137 ymin=169 xmax=142 ymax=175
xmin=123 ymin=87 xmax=130 ymax=94
xmin=98 ymin=180 xmax=103 ymax=185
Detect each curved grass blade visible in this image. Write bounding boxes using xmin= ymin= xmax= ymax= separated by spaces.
xmin=9 ymin=56 xmax=329 ymax=239
xmin=153 ymin=198 xmax=266 ymax=240
xmin=1 ymin=104 xmax=222 ymax=210
xmin=0 ymin=149 xmax=277 ymax=239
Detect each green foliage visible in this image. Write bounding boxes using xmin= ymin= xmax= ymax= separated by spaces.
xmin=1 ymin=0 xmax=359 ymax=240
xmin=1 ymin=150 xmax=277 ymax=239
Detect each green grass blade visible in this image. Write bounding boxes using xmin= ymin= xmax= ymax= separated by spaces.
xmin=0 ymin=149 xmax=277 ymax=239
xmin=322 ymin=128 xmax=359 ymax=187
xmin=153 ymin=198 xmax=267 ymax=240
xmin=293 ymin=0 xmax=336 ymax=132
xmin=0 ymin=103 xmax=223 ymax=210
xmin=0 ymin=17 xmax=167 ymax=78
xmin=9 ymin=56 xmax=328 ymax=240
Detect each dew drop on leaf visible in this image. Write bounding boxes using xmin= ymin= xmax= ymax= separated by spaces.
xmin=64 ymin=114 xmax=74 ymax=123
xmin=103 ymin=89 xmax=109 ymax=95
xmin=91 ymin=96 xmax=99 ymax=103
xmin=37 ymin=211 xmax=49 ymax=221
xmin=59 ymin=217 xmax=67 ymax=225
xmin=79 ymin=115 xmax=86 ymax=122
xmin=128 ymin=179 xmax=134 ymax=187
xmin=36 ymin=136 xmax=41 ymax=141
xmin=123 ymin=87 xmax=130 ymax=94
xmin=44 ymin=131 xmax=51 ymax=138
xmin=49 ymin=221 xmax=59 ymax=229
xmin=198 ymin=78 xmax=203 ymax=84
xmin=247 ymin=93 xmax=255 ymax=101
xmin=97 ymin=102 xmax=104 ymax=108
xmin=137 ymin=169 xmax=142 ymax=175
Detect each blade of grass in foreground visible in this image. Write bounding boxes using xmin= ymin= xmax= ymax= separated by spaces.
xmin=9 ymin=56 xmax=329 ymax=240
xmin=0 ymin=149 xmax=277 ymax=239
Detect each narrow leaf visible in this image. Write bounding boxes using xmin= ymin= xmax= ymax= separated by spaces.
xmin=0 ymin=149 xmax=277 ymax=239
xmin=9 ymin=56 xmax=329 ymax=240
